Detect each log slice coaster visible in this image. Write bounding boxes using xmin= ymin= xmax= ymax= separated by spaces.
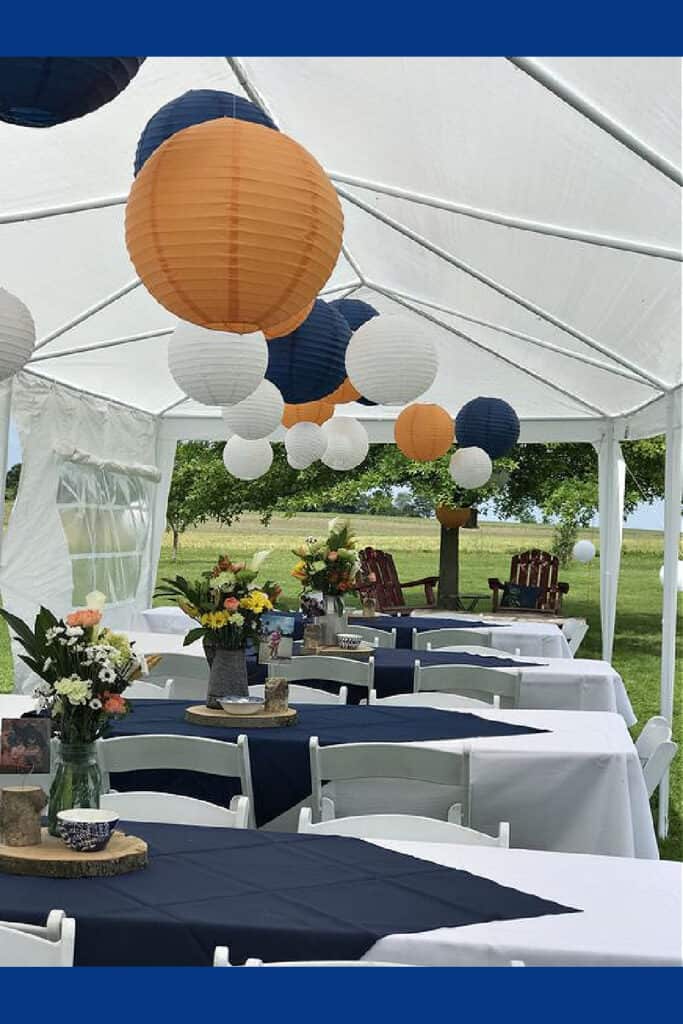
xmin=185 ymin=705 xmax=299 ymax=729
xmin=0 ymin=828 xmax=148 ymax=878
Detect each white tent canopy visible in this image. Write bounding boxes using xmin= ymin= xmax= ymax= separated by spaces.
xmin=0 ymin=57 xmax=680 ymax=832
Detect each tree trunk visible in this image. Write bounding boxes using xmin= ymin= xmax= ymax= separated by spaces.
xmin=437 ymin=524 xmax=460 ymax=609
xmin=172 ymin=527 xmax=180 ymax=561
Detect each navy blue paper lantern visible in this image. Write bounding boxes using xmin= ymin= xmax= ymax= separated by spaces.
xmin=266 ymin=300 xmax=350 ymax=404
xmin=134 ymin=89 xmax=278 ymax=174
xmin=330 ymin=297 xmax=378 ymax=333
xmin=455 ymin=397 xmax=520 ymax=459
xmin=0 ymin=58 xmax=145 ymax=128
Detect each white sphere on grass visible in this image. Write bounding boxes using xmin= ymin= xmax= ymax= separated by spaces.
xmin=321 ymin=417 xmax=369 ymax=471
xmin=658 ymin=561 xmax=683 ymax=591
xmin=448 ymin=446 xmax=492 ymax=488
xmin=168 ymin=322 xmax=267 ymax=406
xmin=345 ymin=314 xmax=438 ymax=404
xmin=0 ymin=287 xmax=35 ymax=381
xmin=222 ymin=436 xmax=273 ymax=480
xmin=221 ymin=380 xmax=284 ymax=440
xmin=285 ymin=422 xmax=327 ymax=469
xmin=572 ymin=540 xmax=596 ymax=563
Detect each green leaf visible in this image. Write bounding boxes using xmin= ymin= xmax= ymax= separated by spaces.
xmin=183 ymin=627 xmax=205 ymax=647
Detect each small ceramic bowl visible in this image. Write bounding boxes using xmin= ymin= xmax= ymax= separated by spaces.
xmin=218 ymin=696 xmax=265 ymax=716
xmin=57 ymin=809 xmax=119 ymax=852
xmin=336 ymin=633 xmax=363 ymax=650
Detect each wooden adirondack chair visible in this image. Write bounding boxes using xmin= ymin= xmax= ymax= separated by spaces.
xmin=488 ymin=549 xmax=569 ymax=614
xmin=356 ymin=546 xmax=439 ymax=616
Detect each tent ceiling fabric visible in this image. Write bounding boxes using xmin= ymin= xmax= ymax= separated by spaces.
xmin=0 ymin=56 xmax=680 ymax=437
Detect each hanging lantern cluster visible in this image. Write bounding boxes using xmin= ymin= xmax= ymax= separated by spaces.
xmin=168 ymin=324 xmax=268 ymax=407
xmin=0 ymin=288 xmax=35 ymax=381
xmin=345 ymin=314 xmax=438 ymax=405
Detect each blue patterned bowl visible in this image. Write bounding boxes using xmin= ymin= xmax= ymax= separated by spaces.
xmin=57 ymin=809 xmax=119 ymax=852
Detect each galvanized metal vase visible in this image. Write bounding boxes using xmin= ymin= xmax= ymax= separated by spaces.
xmin=319 ymin=594 xmax=345 ymax=646
xmin=205 ymin=646 xmax=249 ymax=708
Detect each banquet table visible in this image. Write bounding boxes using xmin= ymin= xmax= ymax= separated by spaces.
xmin=0 ymin=821 xmax=677 ymax=967
xmin=104 ymin=701 xmax=656 ymax=859
xmin=351 ymin=613 xmax=572 ymax=658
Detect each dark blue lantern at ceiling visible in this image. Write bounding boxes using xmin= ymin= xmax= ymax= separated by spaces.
xmin=134 ymin=89 xmax=278 ymax=174
xmin=329 ymin=297 xmax=379 ymax=333
xmin=455 ymin=397 xmax=520 ymax=459
xmin=266 ymin=300 xmax=350 ymax=404
xmin=0 ymin=58 xmax=145 ymax=128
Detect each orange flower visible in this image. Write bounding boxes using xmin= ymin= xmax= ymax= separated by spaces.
xmin=103 ymin=694 xmax=126 ymax=715
xmin=66 ymin=608 xmax=102 ymax=628
xmin=223 ymin=596 xmax=239 ymax=611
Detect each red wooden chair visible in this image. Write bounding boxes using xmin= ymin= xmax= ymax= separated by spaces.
xmin=357 ymin=547 xmax=439 ymax=616
xmin=488 ymin=549 xmax=569 ymax=614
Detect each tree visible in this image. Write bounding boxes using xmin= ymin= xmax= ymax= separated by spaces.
xmin=4 ymin=463 xmax=20 ymax=501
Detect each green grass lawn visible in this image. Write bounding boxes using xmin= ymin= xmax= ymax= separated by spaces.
xmin=2 ymin=512 xmax=681 ymax=858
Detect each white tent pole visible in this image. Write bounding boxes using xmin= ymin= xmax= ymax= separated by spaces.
xmin=331 ymin=173 xmax=681 ymax=262
xmin=595 ymin=423 xmax=625 ymax=662
xmin=0 ymin=194 xmax=127 ymax=225
xmin=377 ymin=284 xmax=659 ymax=388
xmin=143 ymin=433 xmax=178 ymax=609
xmin=658 ymin=389 xmax=683 ymax=838
xmin=22 ymin=367 xmax=149 ymax=417
xmin=33 ymin=279 xmax=142 ymax=352
xmin=29 ymin=327 xmax=175 ymax=364
xmin=339 ymin=186 xmax=670 ymax=391
xmin=507 ymin=58 xmax=683 ymax=188
xmin=0 ymin=380 xmax=13 ymax=568
xmin=159 ymin=396 xmax=189 ymax=416
xmin=371 ymin=283 xmax=609 ymax=416
xmin=320 ymin=280 xmax=361 ymax=296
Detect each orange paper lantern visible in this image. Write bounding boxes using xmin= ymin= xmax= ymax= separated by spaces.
xmin=282 ymin=400 xmax=334 ymax=428
xmin=264 ymin=301 xmax=314 ymax=340
xmin=325 ymin=376 xmax=361 ymax=404
xmin=125 ymin=119 xmax=343 ymax=334
xmin=394 ymin=403 xmax=454 ymax=461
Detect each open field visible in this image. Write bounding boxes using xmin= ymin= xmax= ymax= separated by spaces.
xmin=1 ymin=512 xmax=681 ymax=858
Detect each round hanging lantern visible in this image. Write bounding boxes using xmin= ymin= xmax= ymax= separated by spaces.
xmin=659 ymin=561 xmax=683 ymax=591
xmin=126 ymin=119 xmax=343 ymax=334
xmin=168 ymin=323 xmax=267 ymax=406
xmin=0 ymin=287 xmax=35 ymax=381
xmin=285 ymin=422 xmax=327 ymax=469
xmin=448 ymin=447 xmax=492 ymax=489
xmin=572 ymin=540 xmax=596 ymax=564
xmin=324 ymin=377 xmax=361 ymax=404
xmin=321 ymin=418 xmax=369 ymax=471
xmin=221 ymin=380 xmax=284 ymax=440
xmin=394 ymin=403 xmax=453 ymax=461
xmin=330 ymin=297 xmax=379 ymax=332
xmin=222 ymin=436 xmax=273 ymax=480
xmin=264 ymin=301 xmax=314 ymax=340
xmin=0 ymin=58 xmax=145 ymax=127
xmin=455 ymin=397 xmax=520 ymax=459
xmin=282 ymin=400 xmax=334 ymax=428
xmin=134 ymin=89 xmax=277 ymax=174
xmin=345 ymin=314 xmax=438 ymax=404
xmin=266 ymin=300 xmax=350 ymax=403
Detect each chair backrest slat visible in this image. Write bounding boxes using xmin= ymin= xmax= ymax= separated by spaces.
xmin=250 ymin=683 xmax=348 ymax=705
xmin=414 ymin=662 xmax=521 ymax=707
xmin=413 ymin=628 xmax=491 ymax=650
xmin=344 ymin=624 xmax=397 ymax=648
xmin=268 ymin=656 xmax=374 ymax=690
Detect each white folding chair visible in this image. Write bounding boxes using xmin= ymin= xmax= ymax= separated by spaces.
xmin=309 ymin=736 xmax=470 ymax=825
xmin=413 ymin=628 xmax=491 ymax=651
xmin=214 ymin=947 xmax=523 ymax=967
xmin=561 ymin=618 xmax=589 ymax=656
xmin=635 ymin=716 xmax=678 ymax=798
xmin=0 ymin=912 xmax=75 ymax=966
xmin=123 ymin=678 xmax=174 ymax=699
xmin=97 ymin=733 xmax=256 ymax=826
xmin=369 ymin=689 xmax=496 ymax=710
xmin=100 ymin=791 xmax=250 ymax=828
xmin=414 ymin=661 xmax=521 ymax=709
xmin=143 ymin=654 xmax=208 ymax=701
xmin=344 ymin=624 xmax=397 ymax=648
xmin=268 ymin=655 xmax=375 ymax=695
xmin=249 ymin=683 xmax=348 ymax=705
xmin=298 ymin=805 xmax=509 ymax=847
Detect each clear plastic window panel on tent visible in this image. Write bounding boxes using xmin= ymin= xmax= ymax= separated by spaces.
xmin=56 ymin=460 xmax=152 ymax=609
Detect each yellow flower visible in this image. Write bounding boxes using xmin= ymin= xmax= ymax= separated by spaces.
xmin=239 ymin=591 xmax=273 ymax=614
xmin=200 ymin=610 xmax=230 ymax=629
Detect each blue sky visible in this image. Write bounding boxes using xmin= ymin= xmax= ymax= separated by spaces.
xmin=6 ymin=422 xmax=670 ymax=532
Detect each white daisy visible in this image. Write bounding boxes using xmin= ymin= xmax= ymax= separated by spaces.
xmin=98 ymin=666 xmax=116 ymax=684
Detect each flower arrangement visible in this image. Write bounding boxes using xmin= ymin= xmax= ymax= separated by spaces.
xmin=0 ymin=592 xmax=140 ymax=744
xmin=291 ymin=518 xmax=361 ymax=597
xmin=156 ymin=551 xmax=282 ymax=650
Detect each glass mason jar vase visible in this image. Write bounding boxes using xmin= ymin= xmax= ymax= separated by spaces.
xmin=47 ymin=741 xmax=102 ymax=836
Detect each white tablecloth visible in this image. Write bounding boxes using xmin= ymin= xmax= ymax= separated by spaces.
xmin=138 ymin=606 xmax=196 ymax=634
xmin=410 ymin=609 xmax=572 ymax=658
xmin=365 ymin=842 xmax=682 ymax=966
xmin=440 ymin=650 xmax=636 ymax=724
xmin=320 ymin=709 xmax=657 ymax=860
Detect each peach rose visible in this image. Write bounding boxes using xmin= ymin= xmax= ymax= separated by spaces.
xmin=103 ymin=694 xmax=126 ymax=715
xmin=66 ymin=608 xmax=102 ymax=628
xmin=223 ymin=596 xmax=240 ymax=611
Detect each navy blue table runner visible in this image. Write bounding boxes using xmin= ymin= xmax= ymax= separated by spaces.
xmin=0 ymin=822 xmax=578 ymax=965
xmin=109 ymin=702 xmax=546 ymax=826
xmin=351 ymin=615 xmax=506 ymax=649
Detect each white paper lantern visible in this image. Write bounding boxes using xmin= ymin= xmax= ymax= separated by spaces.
xmin=221 ymin=380 xmax=284 ymax=440
xmin=448 ymin=446 xmax=492 ymax=488
xmin=573 ymin=540 xmax=596 ymax=563
xmin=0 ymin=287 xmax=35 ymax=381
xmin=168 ymin=321 xmax=267 ymax=406
xmin=285 ymin=421 xmax=326 ymax=469
xmin=659 ymin=561 xmax=683 ymax=591
xmin=345 ymin=314 xmax=438 ymax=404
xmin=321 ymin=417 xmax=369 ymax=471
xmin=222 ymin=436 xmax=273 ymax=480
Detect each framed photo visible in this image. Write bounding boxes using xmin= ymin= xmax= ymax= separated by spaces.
xmin=258 ymin=612 xmax=297 ymax=663
xmin=0 ymin=717 xmax=51 ymax=774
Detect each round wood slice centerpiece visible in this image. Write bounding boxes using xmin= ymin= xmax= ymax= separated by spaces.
xmin=185 ymin=705 xmax=298 ymax=728
xmin=0 ymin=829 xmax=148 ymax=878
